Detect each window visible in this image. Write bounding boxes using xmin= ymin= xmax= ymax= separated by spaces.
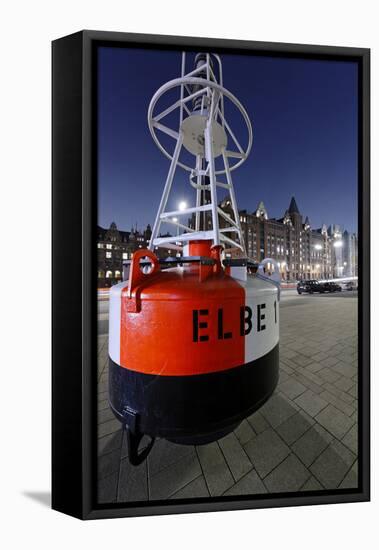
xmin=106 ymin=251 xmax=112 ymax=259
xmin=97 ymin=243 xmax=103 ymax=249
xmin=106 ymin=244 xmax=112 ymax=249
xmin=122 ymin=253 xmax=129 ymax=260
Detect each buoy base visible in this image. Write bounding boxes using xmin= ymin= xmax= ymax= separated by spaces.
xmin=108 ymin=344 xmax=279 ymax=455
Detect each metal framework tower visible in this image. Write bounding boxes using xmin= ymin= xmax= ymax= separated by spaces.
xmin=148 ymin=52 xmax=253 ymax=255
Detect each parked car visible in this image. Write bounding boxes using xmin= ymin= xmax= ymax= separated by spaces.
xmin=343 ymin=281 xmax=357 ymax=291
xmin=322 ymin=282 xmax=342 ymax=292
xmin=297 ymin=280 xmax=323 ymax=294
xmin=297 ymin=280 xmax=342 ymax=294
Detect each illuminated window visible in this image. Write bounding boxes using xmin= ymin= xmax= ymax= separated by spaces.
xmin=106 ymin=244 xmax=112 ymax=249
xmin=106 ymin=251 xmax=112 ymax=259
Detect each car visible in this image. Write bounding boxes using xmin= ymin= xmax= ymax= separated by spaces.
xmin=343 ymin=281 xmax=357 ymax=291
xmin=297 ymin=280 xmax=323 ymax=294
xmin=322 ymin=281 xmax=342 ymax=292
xmin=297 ymin=280 xmax=342 ymax=294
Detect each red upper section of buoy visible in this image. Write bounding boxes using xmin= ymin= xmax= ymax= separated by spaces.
xmin=119 ymin=245 xmax=245 ymax=376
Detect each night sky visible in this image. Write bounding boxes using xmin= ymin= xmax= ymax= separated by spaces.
xmin=97 ymin=46 xmax=358 ymax=234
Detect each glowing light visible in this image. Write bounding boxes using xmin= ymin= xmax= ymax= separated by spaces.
xmin=172 ymin=217 xmax=178 ymax=222
xmin=178 ymin=201 xmax=187 ymax=211
xmin=334 ymin=241 xmax=343 ymax=248
xmin=314 ymin=244 xmax=322 ymax=250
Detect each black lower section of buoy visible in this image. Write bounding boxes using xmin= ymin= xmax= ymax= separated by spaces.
xmin=108 ymin=344 xmax=279 ymax=458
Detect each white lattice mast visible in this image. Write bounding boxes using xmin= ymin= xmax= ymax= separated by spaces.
xmin=147 ymin=52 xmax=253 ymax=255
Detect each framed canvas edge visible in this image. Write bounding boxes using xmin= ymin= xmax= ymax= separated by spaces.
xmin=53 ymin=30 xmax=370 ymax=520
xmin=52 ymin=31 xmax=85 ymax=520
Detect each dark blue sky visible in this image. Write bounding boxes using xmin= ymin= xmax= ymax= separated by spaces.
xmin=98 ymin=46 xmax=358 ymax=233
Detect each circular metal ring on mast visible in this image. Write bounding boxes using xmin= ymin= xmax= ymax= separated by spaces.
xmin=147 ymin=76 xmax=253 ymax=175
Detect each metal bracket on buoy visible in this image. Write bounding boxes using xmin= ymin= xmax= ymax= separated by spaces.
xmin=126 ymin=249 xmax=161 ymax=312
xmin=122 ymin=406 xmax=155 ymax=466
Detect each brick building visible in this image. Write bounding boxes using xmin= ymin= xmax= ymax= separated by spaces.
xmin=97 ymin=222 xmax=176 ymax=287
xmin=97 ymin=222 xmax=151 ymax=287
xmin=219 ymin=196 xmax=334 ymax=281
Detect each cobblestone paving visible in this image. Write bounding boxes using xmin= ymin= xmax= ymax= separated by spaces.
xmin=97 ymin=294 xmax=358 ymax=503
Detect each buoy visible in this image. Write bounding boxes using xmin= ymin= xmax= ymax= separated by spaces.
xmin=108 ymin=52 xmax=280 ymax=465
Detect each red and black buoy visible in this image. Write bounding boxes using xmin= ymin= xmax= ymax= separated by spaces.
xmin=109 ymin=241 xmax=279 ymax=464
xmin=108 ymin=52 xmax=280 ymax=465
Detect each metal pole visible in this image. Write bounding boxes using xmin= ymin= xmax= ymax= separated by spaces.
xmin=149 ymin=133 xmax=184 ymax=250
xmin=205 ymin=93 xmax=220 ymax=246
xmin=195 ymin=155 xmax=201 ymax=231
xmin=180 ymin=52 xmax=185 ymax=125
xmin=222 ymin=148 xmax=246 ymax=255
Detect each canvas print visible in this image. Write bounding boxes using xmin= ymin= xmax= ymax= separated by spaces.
xmin=96 ymin=46 xmax=358 ymax=504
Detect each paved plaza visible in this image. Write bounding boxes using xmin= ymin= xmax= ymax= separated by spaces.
xmin=97 ymin=291 xmax=358 ymax=503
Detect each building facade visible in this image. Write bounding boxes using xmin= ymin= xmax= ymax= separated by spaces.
xmin=97 ymin=222 xmax=176 ymax=287
xmin=97 ymin=197 xmax=357 ymax=286
xmin=342 ymin=229 xmax=358 ymax=278
xmin=219 ymin=196 xmax=334 ymax=281
xmin=97 ymin=222 xmax=152 ymax=287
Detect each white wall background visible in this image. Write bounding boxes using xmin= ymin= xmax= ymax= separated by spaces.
xmin=1 ymin=1 xmax=377 ymax=548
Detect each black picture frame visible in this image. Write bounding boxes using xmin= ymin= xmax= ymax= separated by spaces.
xmin=52 ymin=30 xmax=370 ymax=520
